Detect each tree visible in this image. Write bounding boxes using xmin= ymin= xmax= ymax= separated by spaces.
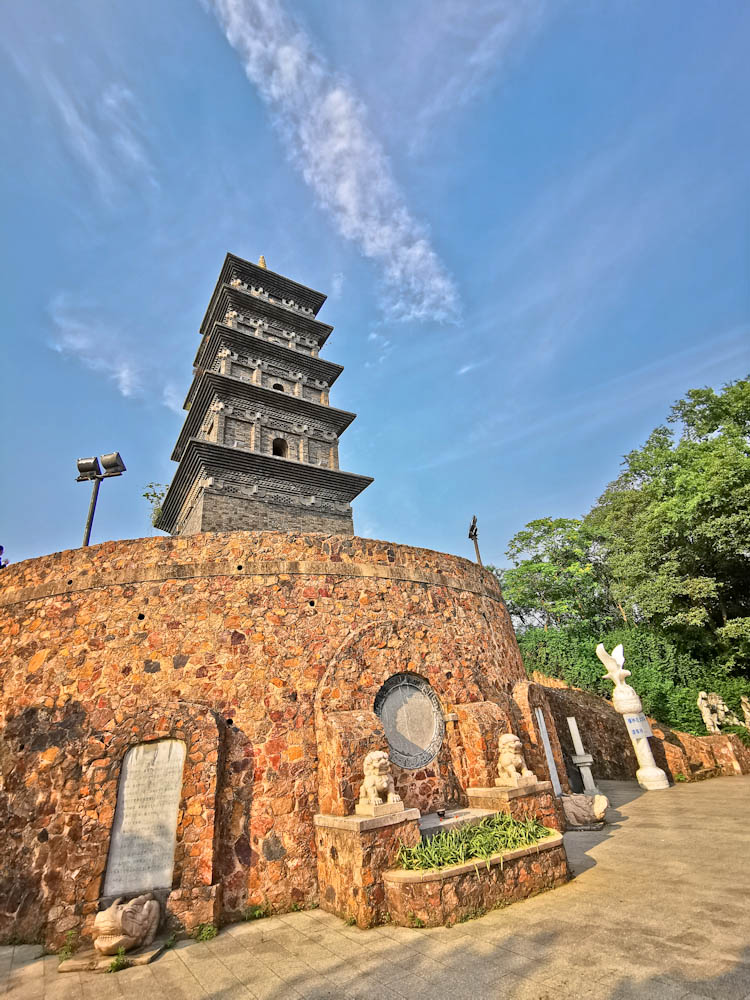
xmin=585 ymin=377 xmax=750 ymax=667
xmin=489 ymin=517 xmax=620 ymax=631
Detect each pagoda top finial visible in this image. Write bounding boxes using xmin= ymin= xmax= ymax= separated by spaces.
xmin=258 ymin=255 xmax=267 ymax=269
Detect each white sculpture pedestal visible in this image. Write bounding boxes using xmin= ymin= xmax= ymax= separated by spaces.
xmin=596 ymin=644 xmax=669 ymax=791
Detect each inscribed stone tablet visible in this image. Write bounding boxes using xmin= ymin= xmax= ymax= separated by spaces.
xmin=374 ymin=674 xmax=444 ymax=769
xmin=103 ymin=739 xmax=186 ymax=897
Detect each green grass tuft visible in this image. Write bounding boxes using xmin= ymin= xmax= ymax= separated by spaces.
xmin=106 ymin=947 xmax=131 ymax=973
xmin=194 ymin=922 xmax=218 ymax=942
xmin=397 ymin=813 xmax=552 ymax=872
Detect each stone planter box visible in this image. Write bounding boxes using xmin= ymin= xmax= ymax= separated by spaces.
xmin=383 ymin=832 xmax=569 ymax=927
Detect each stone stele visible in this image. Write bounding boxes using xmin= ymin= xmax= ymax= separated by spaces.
xmin=102 ymin=739 xmax=187 ymax=897
xmin=495 ymin=733 xmax=538 ymax=790
xmin=355 ymin=750 xmax=404 ymax=818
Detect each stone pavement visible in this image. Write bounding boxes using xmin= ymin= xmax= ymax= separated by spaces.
xmin=3 ymin=778 xmax=749 ymax=1000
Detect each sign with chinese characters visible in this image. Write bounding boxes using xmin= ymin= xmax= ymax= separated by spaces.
xmin=103 ymin=739 xmax=186 ymax=896
xmin=624 ymin=713 xmax=652 ymax=740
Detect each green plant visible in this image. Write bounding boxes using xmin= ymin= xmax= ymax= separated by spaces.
xmin=674 ymin=773 xmax=687 ymax=782
xmin=106 ymin=947 xmax=131 ymax=973
xmin=164 ymin=933 xmax=177 ymax=949
xmin=397 ymin=814 xmax=551 ymax=872
xmin=57 ymin=930 xmax=78 ymax=964
xmin=345 ymin=916 xmax=356 ymax=926
xmin=407 ymin=913 xmax=425 ymax=928
xmin=194 ymin=922 xmax=218 ymax=942
xmin=142 ymin=482 xmax=169 ymax=528
xmin=243 ymin=903 xmax=271 ymax=921
xmin=457 ymin=907 xmax=487 ymax=923
xmin=290 ymin=902 xmax=303 ymax=912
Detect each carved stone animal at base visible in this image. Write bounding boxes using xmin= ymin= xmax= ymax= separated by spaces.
xmin=359 ymin=750 xmax=401 ymax=807
xmin=561 ymin=793 xmax=609 ymax=828
xmin=497 ymin=733 xmax=537 ymax=788
xmin=93 ymin=893 xmax=160 ymax=955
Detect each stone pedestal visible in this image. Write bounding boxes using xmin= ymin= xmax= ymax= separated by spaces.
xmin=354 ymin=801 xmax=405 ymax=818
xmin=314 ymin=810 xmax=420 ymax=928
xmin=466 ymin=780 xmax=565 ymax=832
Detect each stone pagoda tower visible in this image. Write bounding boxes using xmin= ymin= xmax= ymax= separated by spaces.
xmin=156 ymin=253 xmax=373 ymax=536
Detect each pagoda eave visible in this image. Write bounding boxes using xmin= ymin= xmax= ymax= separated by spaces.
xmin=156 ymin=439 xmax=373 ymax=534
xmin=173 ymin=372 xmax=357 ymax=461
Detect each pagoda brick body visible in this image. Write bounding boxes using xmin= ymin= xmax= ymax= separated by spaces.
xmin=156 ymin=253 xmax=373 ymax=535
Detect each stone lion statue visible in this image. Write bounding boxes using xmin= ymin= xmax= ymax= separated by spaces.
xmin=497 ymin=733 xmax=536 ymax=788
xmin=93 ymin=892 xmax=160 ymax=955
xmin=359 ymin=750 xmax=402 ymax=807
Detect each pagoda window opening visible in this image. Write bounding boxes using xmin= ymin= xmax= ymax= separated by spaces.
xmin=272 ymin=438 xmax=289 ymax=458
xmin=272 ymin=383 xmax=285 ymax=392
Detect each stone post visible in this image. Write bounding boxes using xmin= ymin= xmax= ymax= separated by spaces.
xmin=596 ymin=644 xmax=669 ymax=791
xmin=565 ymin=716 xmax=601 ymax=795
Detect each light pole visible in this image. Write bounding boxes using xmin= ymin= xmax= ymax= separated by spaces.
xmin=76 ymin=452 xmax=127 ymax=547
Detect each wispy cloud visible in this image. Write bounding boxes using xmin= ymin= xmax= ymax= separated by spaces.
xmin=330 ymin=272 xmax=344 ymax=299
xmin=49 ymin=294 xmax=142 ymax=398
xmin=41 ymin=75 xmax=157 ymax=199
xmin=409 ymin=0 xmax=547 ymax=140
xmin=207 ymin=0 xmax=459 ymax=323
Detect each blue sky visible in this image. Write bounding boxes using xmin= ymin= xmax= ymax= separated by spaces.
xmin=1 ymin=0 xmax=748 ymax=567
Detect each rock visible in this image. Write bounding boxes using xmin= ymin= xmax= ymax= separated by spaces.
xmin=561 ymin=793 xmax=609 ymax=829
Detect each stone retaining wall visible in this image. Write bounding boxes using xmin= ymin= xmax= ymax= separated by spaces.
xmin=0 ymin=530 xmax=533 ymax=946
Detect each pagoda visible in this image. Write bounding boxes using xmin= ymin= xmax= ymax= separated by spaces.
xmin=156 ymin=253 xmax=373 ymax=536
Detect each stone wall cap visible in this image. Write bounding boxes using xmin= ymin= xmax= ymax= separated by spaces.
xmin=467 ymin=781 xmax=553 ymax=801
xmin=314 ymin=809 xmax=420 ymax=833
xmin=382 ymin=832 xmax=564 ymax=884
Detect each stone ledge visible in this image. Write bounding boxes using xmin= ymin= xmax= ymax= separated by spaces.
xmin=382 ymin=831 xmax=563 ymax=885
xmin=0 ymin=558 xmax=502 ymax=609
xmin=314 ymin=809 xmax=420 ymax=833
xmin=467 ymin=780 xmax=552 ymax=802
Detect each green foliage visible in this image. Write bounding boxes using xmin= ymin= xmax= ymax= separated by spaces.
xmin=57 ymin=930 xmax=78 ymax=964
xmin=164 ymin=933 xmax=177 ymax=949
xmin=106 ymin=947 xmax=131 ymax=973
xmin=407 ymin=913 xmax=426 ymax=928
xmin=584 ymin=377 xmax=750 ymax=663
xmin=243 ymin=903 xmax=270 ymax=921
xmin=142 ymin=482 xmax=168 ymax=528
xmin=194 ymin=922 xmax=218 ymax=942
xmin=495 ymin=379 xmax=750 ymax=734
xmin=516 ymin=623 xmax=750 ymax=735
xmin=397 ymin=814 xmax=551 ymax=872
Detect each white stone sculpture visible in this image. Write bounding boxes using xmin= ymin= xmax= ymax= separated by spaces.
xmin=596 ymin=643 xmax=669 ymax=791
xmin=93 ymin=893 xmax=160 ymax=955
xmin=356 ymin=750 xmax=404 ymax=817
xmin=561 ymin=793 xmax=609 ymax=829
xmin=495 ymin=733 xmax=537 ymax=790
xmin=741 ymin=695 xmax=750 ymax=731
xmin=697 ymin=691 xmax=741 ymax=734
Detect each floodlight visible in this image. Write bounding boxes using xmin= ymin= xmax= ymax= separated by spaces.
xmin=76 ymin=457 xmax=102 ymax=480
xmin=75 ymin=450 xmax=126 ymax=546
xmin=101 ymin=452 xmax=126 ymax=476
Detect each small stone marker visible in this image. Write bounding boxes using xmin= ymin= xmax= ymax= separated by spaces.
xmin=566 ymin=716 xmax=601 ymax=795
xmin=103 ymin=739 xmax=186 ymax=896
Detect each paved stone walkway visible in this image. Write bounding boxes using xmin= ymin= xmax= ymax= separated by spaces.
xmin=3 ymin=778 xmax=749 ymax=1000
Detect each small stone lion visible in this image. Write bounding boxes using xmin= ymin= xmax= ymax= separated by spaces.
xmin=497 ymin=733 xmax=536 ymax=788
xmin=359 ymin=750 xmax=402 ymax=807
xmin=93 ymin=892 xmax=160 ymax=955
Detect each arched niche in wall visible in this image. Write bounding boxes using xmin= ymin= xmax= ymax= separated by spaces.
xmin=272 ymin=437 xmax=289 ymax=458
xmin=374 ymin=672 xmax=445 ymax=770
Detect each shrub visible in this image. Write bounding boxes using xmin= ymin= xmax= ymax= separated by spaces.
xmin=397 ymin=813 xmax=551 ymax=872
xmin=57 ymin=930 xmax=78 ymax=964
xmin=194 ymin=922 xmax=218 ymax=942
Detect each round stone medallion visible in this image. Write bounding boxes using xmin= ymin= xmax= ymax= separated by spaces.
xmin=374 ymin=673 xmax=445 ymax=770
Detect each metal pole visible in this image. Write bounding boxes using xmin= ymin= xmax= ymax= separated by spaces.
xmin=472 ymin=536 xmax=482 ymax=566
xmin=83 ymin=477 xmax=101 ymax=547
